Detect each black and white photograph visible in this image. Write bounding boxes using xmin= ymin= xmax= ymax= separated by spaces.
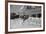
xmin=8 ymin=2 xmax=44 ymax=32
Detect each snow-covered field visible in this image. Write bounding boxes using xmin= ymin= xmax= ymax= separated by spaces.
xmin=10 ymin=17 xmax=41 ymax=29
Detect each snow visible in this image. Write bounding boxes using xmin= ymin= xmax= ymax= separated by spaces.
xmin=10 ymin=17 xmax=41 ymax=29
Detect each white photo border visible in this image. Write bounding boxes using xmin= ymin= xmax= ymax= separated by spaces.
xmin=8 ymin=2 xmax=43 ymax=32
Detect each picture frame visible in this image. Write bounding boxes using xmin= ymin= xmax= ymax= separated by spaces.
xmin=5 ymin=0 xmax=45 ymax=33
